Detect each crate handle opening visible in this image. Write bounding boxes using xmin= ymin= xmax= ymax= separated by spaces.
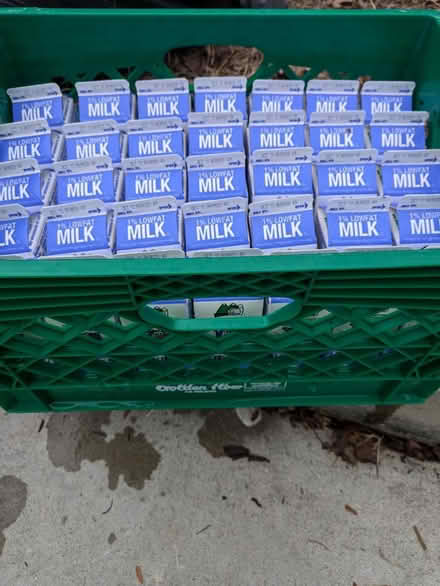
xmin=138 ymin=298 xmax=302 ymax=332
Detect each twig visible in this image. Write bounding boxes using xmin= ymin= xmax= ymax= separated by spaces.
xmin=136 ymin=565 xmax=144 ymax=585
xmin=345 ymin=504 xmax=358 ymax=516
xmin=38 ymin=419 xmax=45 ymax=433
xmin=378 ymin=547 xmax=405 ymax=570
xmin=308 ymin=539 xmax=331 ymax=552
xmin=196 ymin=524 xmax=211 ymax=535
xmin=413 ymin=525 xmax=427 ymax=552
xmin=102 ymin=499 xmax=113 ymax=515
xmin=251 ymin=497 xmax=263 ymax=508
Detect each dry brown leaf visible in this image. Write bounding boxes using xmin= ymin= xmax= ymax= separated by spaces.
xmin=345 ymin=504 xmax=358 ymax=516
xmin=136 ymin=566 xmax=144 ymax=585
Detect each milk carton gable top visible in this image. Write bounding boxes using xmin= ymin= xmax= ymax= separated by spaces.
xmin=252 ymin=79 xmax=305 ymax=94
xmin=0 ymin=119 xmax=50 ymax=138
xmin=7 ymin=82 xmax=61 ymax=102
xmin=382 ymin=149 xmax=440 ymax=165
xmin=187 ymin=152 xmax=246 ymax=170
xmin=124 ymin=117 xmax=183 ymax=134
xmin=188 ymin=111 xmax=244 ymax=126
xmin=0 ymin=158 xmax=39 ymax=178
xmin=251 ymin=147 xmax=313 ymax=165
xmin=194 ymin=76 xmax=247 ymax=91
xmin=249 ymin=110 xmax=306 ymax=125
xmin=75 ymin=79 xmax=130 ymax=96
xmin=122 ymin=154 xmax=183 ymax=172
xmin=53 ymin=156 xmax=113 ymax=175
xmin=396 ymin=194 xmax=440 ymax=210
xmin=62 ymin=120 xmax=119 ymax=137
xmin=306 ymin=79 xmax=360 ymax=94
xmin=327 ymin=196 xmax=391 ymax=212
xmin=371 ymin=111 xmax=429 ymax=125
xmin=183 ymin=196 xmax=247 ymax=217
xmin=135 ymin=78 xmax=189 ymax=95
xmin=362 ymin=81 xmax=416 ymax=96
xmin=317 ymin=148 xmax=378 ymax=163
xmin=309 ymin=111 xmax=365 ymax=125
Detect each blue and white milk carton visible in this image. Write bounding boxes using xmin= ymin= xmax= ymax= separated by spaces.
xmin=63 ymin=120 xmax=126 ymax=164
xmin=136 ymin=78 xmax=191 ymax=122
xmin=308 ymin=111 xmax=367 ymax=155
xmin=247 ymin=110 xmax=306 ymax=154
xmin=249 ymin=147 xmax=313 ymax=201
xmin=39 ymin=199 xmax=111 ymax=258
xmin=393 ymin=195 xmax=440 ymax=248
xmin=188 ymin=112 xmax=244 ymax=156
xmin=370 ymin=111 xmax=428 ymax=154
xmin=313 ymin=149 xmax=380 ymax=205
xmin=250 ymin=79 xmax=305 ymax=113
xmin=316 ymin=196 xmax=396 ymax=250
xmin=53 ymin=156 xmax=122 ymax=205
xmin=125 ymin=117 xmax=185 ymax=159
xmin=194 ymin=76 xmax=247 ymax=118
xmin=183 ymin=197 xmax=249 ymax=256
xmin=122 ymin=155 xmax=185 ymax=203
xmin=361 ymin=81 xmax=415 ymax=123
xmin=0 ymin=159 xmax=55 ymax=211
xmin=111 ymin=196 xmax=182 ymax=257
xmin=7 ymin=83 xmax=74 ymax=128
xmin=0 ymin=205 xmax=41 ymax=258
xmin=381 ymin=149 xmax=440 ymax=203
xmin=187 ymin=152 xmax=247 ymax=202
xmin=76 ymin=80 xmax=132 ymax=124
xmin=249 ymin=196 xmax=317 ymax=253
xmin=306 ymin=79 xmax=360 ymax=120
xmin=0 ymin=120 xmax=63 ymax=165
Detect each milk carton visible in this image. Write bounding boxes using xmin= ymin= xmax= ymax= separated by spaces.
xmin=313 ymin=149 xmax=380 ymax=205
xmin=247 ymin=111 xmax=306 ymax=154
xmin=250 ymin=79 xmax=305 ymax=113
xmin=370 ymin=111 xmax=428 ymax=154
xmin=308 ymin=111 xmax=367 ymax=155
xmin=0 ymin=120 xmax=63 ymax=165
xmin=39 ymin=199 xmax=111 ymax=258
xmin=53 ymin=156 xmax=122 ymax=205
xmin=183 ymin=197 xmax=249 ymax=256
xmin=266 ymin=297 xmax=295 ymax=335
xmin=76 ymin=80 xmax=132 ymax=124
xmin=0 ymin=205 xmax=41 ymax=258
xmin=393 ymin=195 xmax=440 ymax=248
xmin=361 ymin=81 xmax=415 ymax=123
xmin=111 ymin=196 xmax=182 ymax=257
xmin=193 ymin=296 xmax=264 ymax=319
xmin=306 ymin=79 xmax=360 ymax=119
xmin=125 ymin=118 xmax=185 ymax=159
xmin=194 ymin=76 xmax=247 ymax=118
xmin=381 ymin=150 xmax=440 ymax=203
xmin=249 ymin=148 xmax=313 ymax=202
xmin=0 ymin=159 xmax=55 ymax=211
xmin=250 ymin=196 xmax=316 ymax=253
xmin=316 ymin=196 xmax=396 ymax=250
xmin=188 ymin=112 xmax=244 ymax=156
xmin=63 ymin=120 xmax=126 ymax=164
xmin=148 ymin=299 xmax=191 ymax=319
xmin=136 ymin=78 xmax=191 ymax=122
xmin=122 ymin=155 xmax=185 ymax=203
xmin=187 ymin=152 xmax=247 ymax=202
xmin=7 ymin=83 xmax=74 ymax=128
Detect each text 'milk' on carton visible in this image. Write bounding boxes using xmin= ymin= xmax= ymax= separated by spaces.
xmin=250 ymin=79 xmax=305 ymax=113
xmin=250 ymin=196 xmax=317 ymax=253
xmin=0 ymin=120 xmax=62 ymax=165
xmin=370 ymin=111 xmax=429 ymax=154
xmin=0 ymin=159 xmax=55 ymax=211
xmin=183 ymin=197 xmax=249 ymax=256
xmin=39 ymin=199 xmax=111 ymax=258
xmin=63 ymin=120 xmax=125 ymax=164
xmin=194 ymin=76 xmax=247 ymax=118
xmin=188 ymin=112 xmax=244 ymax=156
xmin=313 ymin=149 xmax=379 ymax=203
xmin=308 ymin=111 xmax=367 ymax=155
xmin=53 ymin=156 xmax=122 ymax=205
xmin=122 ymin=155 xmax=185 ymax=203
xmin=76 ymin=80 xmax=131 ymax=124
xmin=247 ymin=111 xmax=306 ymax=154
xmin=112 ymin=196 xmax=182 ymax=257
xmin=136 ymin=78 xmax=190 ymax=122
xmin=361 ymin=81 xmax=415 ymax=123
xmin=0 ymin=205 xmax=41 ymax=258
xmin=317 ymin=196 xmax=395 ymax=250
xmin=250 ymin=148 xmax=313 ymax=201
xmin=381 ymin=150 xmax=440 ymax=203
xmin=187 ymin=152 xmax=247 ymax=202
xmin=393 ymin=195 xmax=440 ymax=248
xmin=125 ymin=118 xmax=184 ymax=159
xmin=7 ymin=83 xmax=74 ymax=128
xmin=306 ymin=80 xmax=360 ymax=120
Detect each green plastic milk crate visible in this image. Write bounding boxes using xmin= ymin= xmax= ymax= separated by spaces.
xmin=1 ymin=8 xmax=440 ymax=413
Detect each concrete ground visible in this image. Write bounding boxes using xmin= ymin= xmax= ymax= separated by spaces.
xmin=1 ymin=407 xmax=439 ymax=586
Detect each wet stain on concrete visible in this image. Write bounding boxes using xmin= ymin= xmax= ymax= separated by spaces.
xmin=197 ymin=409 xmax=267 ymax=458
xmin=108 ymin=532 xmax=117 ymax=545
xmin=61 ymin=515 xmax=68 ymax=525
xmin=0 ymin=476 xmax=27 ymax=556
xmin=365 ymin=404 xmax=402 ymax=425
xmin=46 ymin=413 xmax=161 ymax=490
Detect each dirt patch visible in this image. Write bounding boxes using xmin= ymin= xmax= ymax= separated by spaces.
xmin=46 ymin=413 xmax=161 ymax=490
xmin=108 ymin=532 xmax=117 ymax=545
xmin=0 ymin=476 xmax=27 ymax=556
xmin=197 ymin=409 xmax=269 ymax=459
